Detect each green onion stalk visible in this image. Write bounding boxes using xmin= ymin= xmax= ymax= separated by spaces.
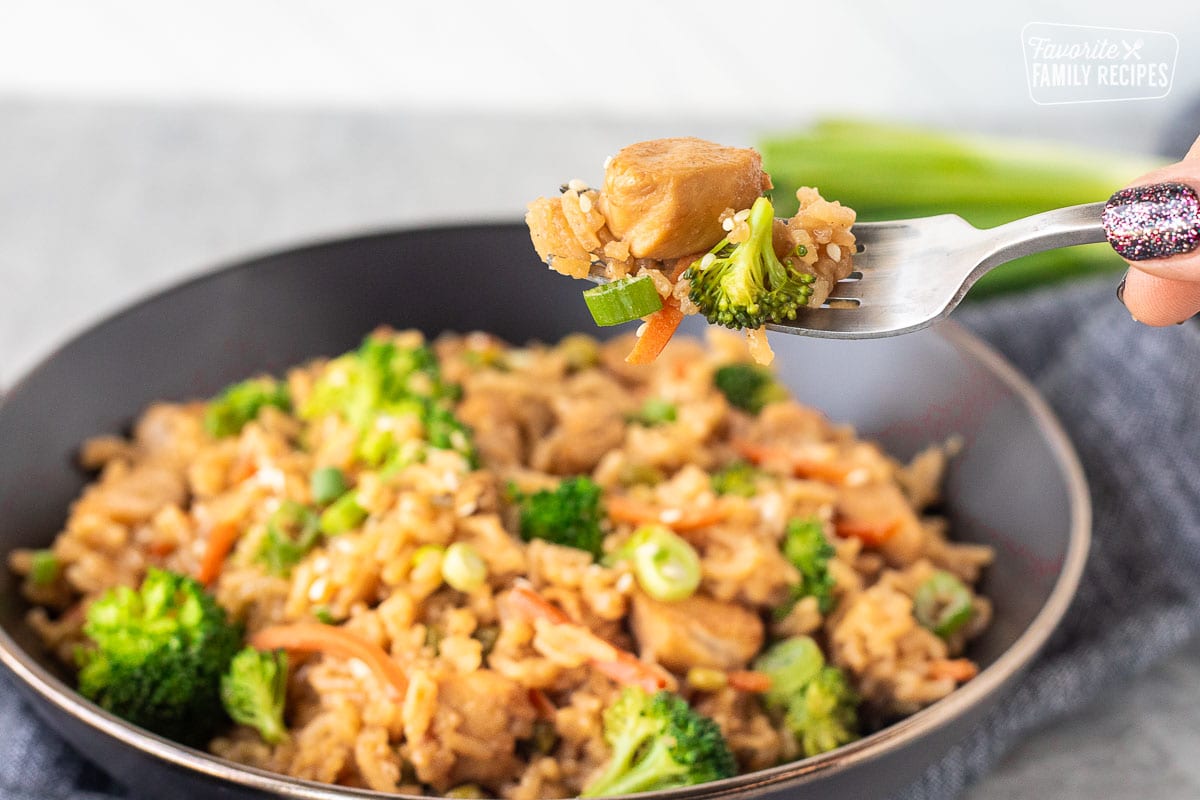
xmin=760 ymin=119 xmax=1162 ymax=296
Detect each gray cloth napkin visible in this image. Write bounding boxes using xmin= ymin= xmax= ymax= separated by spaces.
xmin=2 ymin=278 xmax=1198 ymax=800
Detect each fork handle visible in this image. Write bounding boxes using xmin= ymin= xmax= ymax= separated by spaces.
xmin=976 ymin=202 xmax=1108 ymax=271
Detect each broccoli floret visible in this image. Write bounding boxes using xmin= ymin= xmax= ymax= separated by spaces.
xmin=712 ymin=363 xmax=789 ymax=414
xmin=581 ymin=688 xmax=737 ymax=797
xmin=710 ymin=461 xmax=760 ymax=497
xmin=754 ymin=637 xmax=859 ymax=759
xmin=77 ymin=568 xmax=243 ymax=746
xmin=510 ymin=476 xmax=605 ymax=559
xmin=301 ymin=334 xmax=475 ymax=467
xmin=204 ymin=377 xmax=290 ymax=438
xmin=220 ymin=647 xmax=289 ymax=744
xmin=778 ymin=517 xmax=836 ymax=616
xmin=682 ymin=196 xmax=817 ymax=330
xmin=784 ymin=666 xmax=859 ymax=758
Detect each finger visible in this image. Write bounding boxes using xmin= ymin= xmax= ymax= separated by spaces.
xmin=1104 ymin=156 xmax=1200 ymax=283
xmin=1187 ymin=135 xmax=1200 ymax=161
xmin=1120 ymin=267 xmax=1200 ymax=326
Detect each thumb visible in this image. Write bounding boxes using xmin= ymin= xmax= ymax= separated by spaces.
xmin=1103 ymin=137 xmax=1200 ymax=283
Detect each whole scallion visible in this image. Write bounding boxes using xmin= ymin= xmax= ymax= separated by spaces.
xmin=760 ymin=119 xmax=1162 ymax=296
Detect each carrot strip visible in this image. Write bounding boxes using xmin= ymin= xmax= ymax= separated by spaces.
xmin=667 ymin=256 xmax=697 ymax=282
xmin=625 ymin=304 xmax=684 ymax=366
xmin=507 ymin=585 xmax=672 ymax=692
xmin=927 ymin=658 xmax=978 ymax=683
xmin=528 ymin=688 xmax=556 ymax=720
xmin=250 ymin=623 xmax=409 ymax=698
xmin=605 ymin=495 xmax=730 ymax=532
xmin=835 ymin=516 xmax=901 ymax=546
xmin=230 ymin=459 xmax=258 ymax=484
xmin=726 ymin=670 xmax=773 ymax=693
xmin=732 ymin=440 xmax=852 ymax=484
xmin=509 ymin=583 xmax=573 ymax=625
xmin=196 ymin=520 xmax=241 ymax=587
xmin=594 ymin=652 xmax=673 ymax=693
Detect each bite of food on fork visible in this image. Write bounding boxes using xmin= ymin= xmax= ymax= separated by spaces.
xmin=527 ymin=136 xmax=1182 ymax=358
xmin=525 ymin=137 xmax=857 ymax=364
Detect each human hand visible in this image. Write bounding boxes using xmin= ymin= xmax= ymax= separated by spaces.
xmin=1107 ymin=136 xmax=1200 ymax=325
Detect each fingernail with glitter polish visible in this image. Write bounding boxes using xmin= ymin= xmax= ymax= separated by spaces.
xmin=1103 ymin=182 xmax=1200 ymax=261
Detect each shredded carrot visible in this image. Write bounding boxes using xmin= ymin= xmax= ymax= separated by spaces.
xmin=726 ymin=670 xmax=773 ymax=693
xmin=625 ymin=304 xmax=684 ymax=365
xmin=148 ymin=539 xmax=177 ymax=558
xmin=250 ymin=623 xmax=409 ymax=698
xmin=835 ymin=516 xmax=901 ymax=546
xmin=732 ymin=440 xmax=852 ymax=484
xmin=509 ymin=583 xmax=573 ymax=625
xmin=927 ymin=658 xmax=978 ymax=683
xmin=594 ymin=652 xmax=673 ymax=693
xmin=507 ymin=584 xmax=673 ymax=692
xmin=230 ymin=459 xmax=258 ymax=484
xmin=666 ymin=256 xmax=696 ymax=282
xmin=528 ymin=688 xmax=556 ymax=719
xmin=605 ymin=495 xmax=730 ymax=532
xmin=196 ymin=520 xmax=241 ymax=586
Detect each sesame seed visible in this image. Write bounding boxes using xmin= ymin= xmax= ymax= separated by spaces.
xmin=636 ymin=323 xmax=648 ymax=337
xmin=827 ymin=243 xmax=842 ymax=261
xmin=615 ymin=572 xmax=635 ymax=593
xmin=722 ymin=218 xmax=735 ymax=232
xmin=659 ymin=508 xmax=683 ymax=524
xmin=578 ymin=193 xmax=593 ymax=213
xmin=567 ymin=178 xmax=588 ymax=193
xmin=700 ymin=253 xmax=716 ymax=270
xmin=603 ymin=155 xmax=613 ymax=170
xmin=734 ymin=208 xmax=751 ymax=221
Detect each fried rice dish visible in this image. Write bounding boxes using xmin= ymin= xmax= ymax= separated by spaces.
xmin=10 ymin=327 xmax=993 ymax=798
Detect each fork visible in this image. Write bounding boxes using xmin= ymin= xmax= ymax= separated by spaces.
xmin=767 ymin=202 xmax=1110 ymax=339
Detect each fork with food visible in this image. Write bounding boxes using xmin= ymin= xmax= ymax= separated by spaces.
xmin=527 ymin=136 xmax=1193 ymax=360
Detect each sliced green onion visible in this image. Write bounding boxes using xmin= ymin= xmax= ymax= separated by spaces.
xmin=628 ymin=397 xmax=677 ymax=426
xmin=582 ymin=275 xmax=663 ymax=327
xmin=30 ymin=549 xmax=59 ymax=586
xmin=319 ymin=491 xmax=368 ymax=535
xmin=753 ymin=636 xmax=825 ymax=708
xmin=441 ymin=542 xmax=488 ymax=592
xmin=258 ymin=501 xmax=321 ymax=575
xmin=557 ymin=333 xmax=601 ymax=370
xmin=624 ymin=525 xmax=701 ymax=602
xmin=310 ymin=467 xmax=348 ymax=506
xmin=313 ymin=605 xmax=338 ymax=625
xmin=913 ymin=570 xmax=974 ymax=638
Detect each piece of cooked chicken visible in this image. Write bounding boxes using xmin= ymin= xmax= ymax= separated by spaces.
xmin=629 ymin=592 xmax=764 ymax=672
xmin=599 ymin=138 xmax=772 ymax=260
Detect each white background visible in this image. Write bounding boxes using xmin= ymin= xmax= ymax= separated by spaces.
xmin=0 ymin=0 xmax=1196 ymax=131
